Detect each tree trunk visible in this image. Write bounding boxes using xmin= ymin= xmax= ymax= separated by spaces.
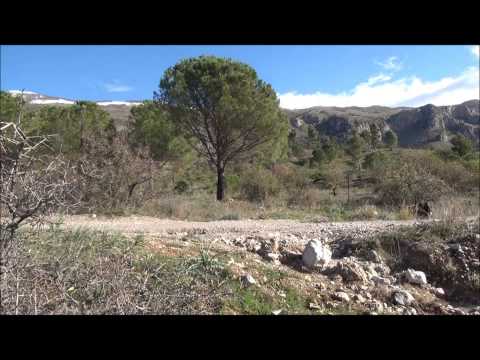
xmin=216 ymin=167 xmax=225 ymax=201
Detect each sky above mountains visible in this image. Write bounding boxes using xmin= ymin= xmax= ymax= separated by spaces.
xmin=1 ymin=45 xmax=479 ymax=109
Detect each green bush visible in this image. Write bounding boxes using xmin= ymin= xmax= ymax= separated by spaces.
xmin=174 ymin=180 xmax=189 ymax=194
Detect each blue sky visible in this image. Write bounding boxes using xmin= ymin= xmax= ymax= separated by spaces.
xmin=1 ymin=45 xmax=478 ymax=109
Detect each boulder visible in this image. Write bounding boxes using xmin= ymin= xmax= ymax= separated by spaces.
xmin=302 ymin=240 xmax=332 ymax=269
xmin=405 ymin=269 xmax=428 ymax=285
xmin=392 ymin=290 xmax=415 ymax=306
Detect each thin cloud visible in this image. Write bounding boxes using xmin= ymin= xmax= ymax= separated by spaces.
xmin=366 ymin=73 xmax=392 ymax=86
xmin=375 ymin=56 xmax=403 ymax=72
xmin=471 ymin=45 xmax=480 ymax=58
xmin=278 ymin=66 xmax=479 ymax=109
xmin=104 ymin=82 xmax=133 ymax=93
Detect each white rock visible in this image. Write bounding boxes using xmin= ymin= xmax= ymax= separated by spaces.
xmin=91 ymin=213 xmax=97 ymax=219
xmin=334 ymin=292 xmax=350 ymax=302
xmin=241 ymin=274 xmax=257 ymax=287
xmin=405 ymin=269 xmax=428 ymax=285
xmin=393 ymin=290 xmax=415 ymax=306
xmin=272 ymin=309 xmax=282 ymax=315
xmin=309 ymin=302 xmax=322 ymax=310
xmin=302 ymin=240 xmax=332 ymax=269
xmin=435 ymin=288 xmax=445 ymax=297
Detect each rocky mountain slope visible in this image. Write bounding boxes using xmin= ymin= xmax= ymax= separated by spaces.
xmin=286 ymin=100 xmax=479 ymax=147
xmin=7 ymin=90 xmax=479 ymax=147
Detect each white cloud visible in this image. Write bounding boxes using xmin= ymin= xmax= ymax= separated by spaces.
xmin=104 ymin=82 xmax=132 ymax=93
xmin=366 ymin=73 xmax=392 ymax=86
xmin=375 ymin=56 xmax=403 ymax=72
xmin=278 ymin=66 xmax=479 ymax=109
xmin=471 ymin=45 xmax=479 ymax=58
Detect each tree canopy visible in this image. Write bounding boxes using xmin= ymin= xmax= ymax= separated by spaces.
xmin=155 ymin=55 xmax=289 ymax=200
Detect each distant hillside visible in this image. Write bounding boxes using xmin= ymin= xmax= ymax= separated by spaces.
xmin=7 ymin=90 xmax=141 ymax=131
xmin=7 ymin=90 xmax=480 ymax=147
xmin=284 ymin=100 xmax=479 ymax=147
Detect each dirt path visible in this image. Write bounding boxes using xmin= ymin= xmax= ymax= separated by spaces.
xmin=59 ymin=215 xmax=423 ymax=243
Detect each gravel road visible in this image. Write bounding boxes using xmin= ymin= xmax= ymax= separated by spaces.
xmin=60 ymin=215 xmax=425 ymax=242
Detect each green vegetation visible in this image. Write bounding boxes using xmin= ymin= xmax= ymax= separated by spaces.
xmin=384 ymin=130 xmax=398 ymax=150
xmin=1 ymin=228 xmax=338 ymax=315
xmin=0 ymin=55 xmax=478 ymax=221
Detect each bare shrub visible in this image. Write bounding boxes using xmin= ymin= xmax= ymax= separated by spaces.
xmin=75 ymin=133 xmax=167 ymax=214
xmin=350 ymin=205 xmax=380 ymax=220
xmin=375 ymin=163 xmax=451 ymax=208
xmin=287 ymin=187 xmax=323 ymax=209
xmin=432 ymin=196 xmax=480 ymax=222
xmin=0 ymin=121 xmax=78 ymax=253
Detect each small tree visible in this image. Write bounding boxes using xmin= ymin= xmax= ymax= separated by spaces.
xmin=307 ymin=125 xmax=318 ymax=145
xmin=384 ymin=130 xmax=398 ymax=150
xmin=27 ymin=102 xmax=114 ymax=154
xmin=346 ymin=133 xmax=366 ymax=172
xmin=369 ymin=123 xmax=381 ymax=149
xmin=450 ymin=134 xmax=473 ymax=157
xmin=156 ymin=56 xmax=289 ymax=201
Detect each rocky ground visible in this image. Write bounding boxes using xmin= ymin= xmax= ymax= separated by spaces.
xmin=59 ymin=215 xmax=480 ymax=315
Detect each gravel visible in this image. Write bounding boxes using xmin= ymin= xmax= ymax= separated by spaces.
xmin=59 ymin=215 xmax=422 ymax=246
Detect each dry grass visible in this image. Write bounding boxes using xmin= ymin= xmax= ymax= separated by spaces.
xmin=350 ymin=205 xmax=380 ymax=220
xmin=397 ymin=206 xmax=414 ymax=220
xmin=0 ymin=228 xmax=229 ymax=314
xmin=432 ymin=195 xmax=480 ymax=221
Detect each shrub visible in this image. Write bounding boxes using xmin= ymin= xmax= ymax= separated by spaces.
xmin=350 ymin=205 xmax=380 ymax=220
xmin=174 ymin=180 xmax=189 ymax=194
xmin=239 ymin=167 xmax=280 ymax=203
xmin=397 ymin=206 xmax=414 ymax=220
xmin=375 ymin=168 xmax=451 ymax=207
xmin=287 ymin=187 xmax=323 ymax=209
xmin=225 ymin=174 xmax=241 ymax=194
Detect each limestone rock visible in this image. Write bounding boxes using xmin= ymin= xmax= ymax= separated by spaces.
xmin=392 ymin=290 xmax=415 ymax=306
xmin=302 ymin=240 xmax=332 ymax=268
xmin=405 ymin=269 xmax=428 ymax=285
